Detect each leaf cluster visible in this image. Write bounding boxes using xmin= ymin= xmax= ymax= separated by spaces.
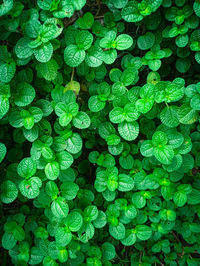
xmin=1 ymin=0 xmax=200 ymax=265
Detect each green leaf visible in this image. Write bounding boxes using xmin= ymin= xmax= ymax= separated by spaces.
xmin=0 ymin=0 xmax=13 ymax=16
xmin=102 ymin=242 xmax=116 ymax=260
xmin=176 ymin=34 xmax=188 ymax=48
xmin=58 ymin=248 xmax=68 ymax=263
xmin=154 ymin=145 xmax=174 ymax=165
xmin=15 ymin=37 xmax=33 ymax=59
xmin=45 ymin=181 xmax=59 ymax=198
xmin=55 ymin=227 xmax=72 ymax=246
xmin=0 ymin=61 xmax=16 ymax=83
xmin=45 ymin=162 xmax=60 ymax=180
xmin=37 ymin=59 xmax=58 ymax=81
xmin=194 ymin=1 xmax=200 ymax=17
xmin=61 ymin=182 xmax=79 ymax=200
xmin=76 ymin=30 xmax=93 ymax=50
xmin=187 ymin=189 xmax=200 ymax=205
xmin=1 ymin=180 xmax=18 ymax=204
xmin=12 ymin=225 xmax=25 ymax=241
xmin=109 ymin=107 xmax=124 ymax=124
xmin=64 ymin=44 xmax=85 ymax=67
xmin=55 ymin=103 xmax=72 ymax=127
xmin=112 ymin=82 xmax=127 ymax=96
xmin=72 ymin=0 xmax=86 ymax=10
xmin=83 ymin=205 xmax=98 ymax=222
xmin=168 ymin=132 xmax=184 ymax=149
xmin=29 ymin=247 xmax=43 ymax=265
xmin=136 ymin=98 xmax=154 ymax=113
xmin=33 ymin=43 xmax=53 ymax=63
xmin=122 ymin=2 xmax=143 ymax=22
xmin=66 ymin=211 xmax=83 ymax=232
xmin=56 ymin=151 xmax=73 ymax=170
xmin=17 ymin=157 xmax=36 ymax=178
xmin=85 ymin=45 xmax=103 ymax=67
xmin=100 ymin=31 xmax=117 ymax=49
xmin=148 ymin=59 xmax=161 ymax=71
xmin=37 ymin=0 xmax=51 ymax=11
xmin=43 ymin=256 xmax=57 ymax=266
xmin=109 ymin=222 xmax=125 ymax=240
xmin=107 ymin=173 xmax=118 ymax=192
xmin=72 ymin=111 xmax=91 ymax=129
xmin=173 ymin=191 xmax=187 ymax=207
xmin=163 ymin=154 xmax=183 ymax=172
xmin=23 ymin=126 xmax=39 ymax=142
xmin=19 ymin=177 xmax=42 ymax=199
xmin=125 ymin=205 xmax=137 ymax=219
xmin=160 ymin=106 xmax=180 ymax=128
xmin=66 ymin=133 xmax=83 ymax=154
xmin=140 ymin=140 xmax=154 ymax=157
xmin=8 ymin=110 xmax=23 ymax=128
xmin=177 ymin=104 xmax=198 ymax=124
xmin=109 ymin=68 xmax=122 ymax=82
xmin=103 ymin=49 xmax=117 ymax=64
xmin=2 ymin=232 xmax=16 ymax=250
xmin=14 ymin=82 xmax=35 ymax=107
xmin=111 ymin=0 xmax=128 ymax=9
xmin=119 ymin=154 xmax=134 ymax=169
xmin=93 ymin=210 xmax=107 ymax=229
xmin=76 ymin=12 xmax=94 ymax=29
xmin=136 ymin=225 xmax=152 ymax=240
xmin=88 ymin=95 xmax=105 ymax=112
xmin=118 ymin=174 xmax=134 ymax=192
xmin=152 ymin=131 xmax=168 ymax=146
xmin=121 ymin=229 xmax=136 ymax=246
xmin=115 ymin=34 xmax=133 ymax=50
xmin=120 ymin=67 xmax=137 ymax=86
xmin=0 ymin=83 xmax=10 ymax=119
xmin=51 ymin=197 xmax=69 ymax=218
xmin=191 ymin=94 xmax=200 ymax=110
xmin=118 ymin=121 xmax=139 ymax=141
xmin=137 ymin=32 xmax=155 ymax=50
xmin=176 ymin=58 xmax=191 ymax=73
xmin=78 ymin=223 xmax=95 ymax=243
xmin=165 ymin=83 xmax=184 ymax=103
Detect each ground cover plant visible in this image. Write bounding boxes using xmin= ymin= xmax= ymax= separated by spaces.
xmin=1 ymin=0 xmax=200 ymax=265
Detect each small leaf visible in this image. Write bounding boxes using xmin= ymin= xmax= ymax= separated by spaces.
xmin=109 ymin=222 xmax=125 ymax=240
xmin=118 ymin=121 xmax=139 ymax=141
xmin=136 ymin=225 xmax=152 ymax=240
xmin=73 ymin=111 xmax=91 ymax=129
xmin=64 ymin=44 xmax=85 ymax=67
xmin=37 ymin=59 xmax=58 ymax=81
xmin=19 ymin=177 xmax=42 ymax=199
xmin=33 ymin=43 xmax=53 ymax=63
xmin=1 ymin=180 xmax=18 ymax=204
xmin=154 ymin=145 xmax=174 ymax=165
xmin=17 ymin=157 xmax=36 ymax=178
xmin=45 ymin=162 xmax=60 ymax=180
xmin=66 ymin=211 xmax=83 ymax=232
xmin=51 ymin=197 xmax=69 ymax=218
xmin=115 ymin=34 xmax=133 ymax=50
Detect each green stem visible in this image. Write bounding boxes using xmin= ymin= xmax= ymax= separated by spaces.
xmin=71 ymin=68 xmax=75 ymax=82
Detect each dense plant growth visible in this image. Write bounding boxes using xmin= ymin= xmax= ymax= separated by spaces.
xmin=1 ymin=0 xmax=200 ymax=265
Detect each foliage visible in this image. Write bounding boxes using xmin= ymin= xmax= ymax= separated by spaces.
xmin=1 ymin=0 xmax=200 ymax=265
